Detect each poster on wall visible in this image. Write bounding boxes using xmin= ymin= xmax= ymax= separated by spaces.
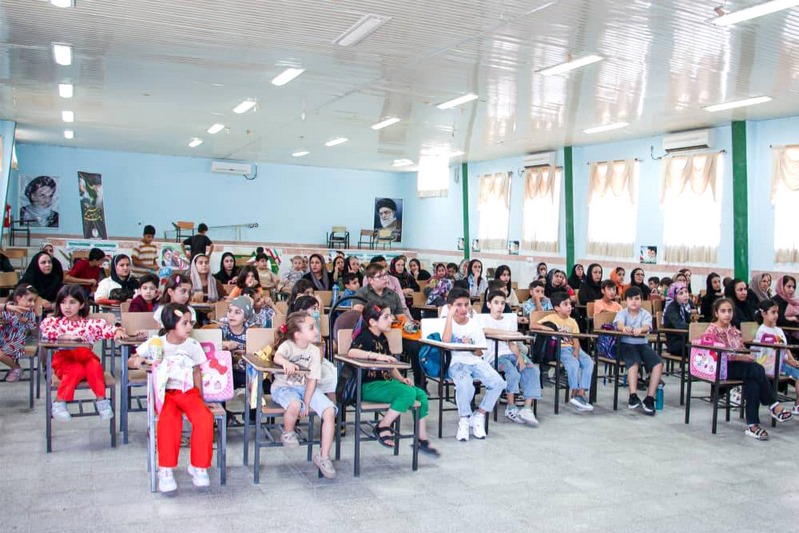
xmin=471 ymin=239 xmax=481 ymax=252
xmin=374 ymin=197 xmax=403 ymax=241
xmin=160 ymin=244 xmax=190 ymax=270
xmin=508 ymin=240 xmax=520 ymax=255
xmin=19 ymin=175 xmax=60 ymax=227
xmin=457 ymin=238 xmax=465 ymax=251
xmin=640 ymin=246 xmax=658 ymax=264
xmin=78 ymin=171 xmax=108 ymax=239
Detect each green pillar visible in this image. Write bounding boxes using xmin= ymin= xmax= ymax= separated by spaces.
xmin=564 ymin=146 xmax=575 ymax=271
xmin=731 ymin=121 xmax=749 ymax=280
xmin=461 ymin=162 xmax=470 ymax=260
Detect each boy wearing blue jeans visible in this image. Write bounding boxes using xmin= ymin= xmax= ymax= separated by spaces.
xmin=531 ymin=291 xmax=595 ymax=412
xmin=442 ymin=288 xmax=506 ymax=442
xmin=614 ymin=286 xmax=664 ymax=416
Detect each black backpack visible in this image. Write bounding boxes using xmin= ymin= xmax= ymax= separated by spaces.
xmin=531 ymin=321 xmax=560 ymax=364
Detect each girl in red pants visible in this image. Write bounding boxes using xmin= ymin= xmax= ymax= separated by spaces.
xmin=133 ymin=303 xmax=213 ymax=493
xmin=40 ymin=284 xmax=128 ymax=421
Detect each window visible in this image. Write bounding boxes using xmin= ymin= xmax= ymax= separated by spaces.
xmin=477 ymin=172 xmax=511 ymax=251
xmin=586 ymin=160 xmax=638 ymax=258
xmin=522 ymin=165 xmax=561 ymax=253
xmin=660 ymin=153 xmax=722 ymax=263
xmin=772 ymin=146 xmax=799 ymax=263
xmin=416 ymin=155 xmax=449 ymax=197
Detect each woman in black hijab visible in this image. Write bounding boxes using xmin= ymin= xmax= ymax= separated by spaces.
xmin=724 ymin=278 xmax=756 ymax=329
xmin=21 ymin=251 xmax=64 ymax=310
xmin=568 ymin=264 xmax=585 ymax=290
xmin=214 ymin=252 xmax=240 ymax=285
xmin=699 ymin=272 xmax=723 ymax=322
xmin=578 ymin=263 xmax=603 ymax=305
xmin=628 ymin=268 xmax=651 ymax=300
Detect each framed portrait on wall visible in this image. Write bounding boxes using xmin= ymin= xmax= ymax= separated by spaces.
xmin=374 ymin=197 xmax=403 ymax=241
xmin=19 ymin=175 xmax=60 ymax=228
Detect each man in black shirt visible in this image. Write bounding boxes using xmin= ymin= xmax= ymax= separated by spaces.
xmin=181 ymin=222 xmax=214 ymax=260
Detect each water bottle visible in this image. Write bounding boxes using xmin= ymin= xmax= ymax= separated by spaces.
xmin=655 ymin=382 xmax=664 ymax=410
xmin=331 ymin=284 xmax=340 ymax=307
xmin=149 ymin=337 xmax=163 ymax=364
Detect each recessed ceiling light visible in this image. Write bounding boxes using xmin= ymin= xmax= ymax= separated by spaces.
xmin=50 ymin=0 xmax=75 ymax=7
xmin=436 ymin=93 xmax=479 ymax=110
xmin=233 ymin=99 xmax=256 ymax=114
xmin=703 ymin=95 xmax=772 ymax=112
xmin=710 ymin=0 xmax=799 ymax=26
xmin=537 ymin=54 xmax=603 ymax=76
xmin=52 ymin=43 xmax=72 ymax=66
xmin=63 ymin=129 xmax=74 ymax=139
xmin=583 ymin=121 xmax=629 ymax=134
xmin=188 ymin=138 xmax=203 ymax=148
xmin=332 ymin=14 xmax=391 ymax=47
xmin=371 ymin=117 xmax=401 ymax=130
xmin=207 ymin=123 xmax=225 ymax=134
xmin=325 ymin=137 xmax=348 ymax=147
xmin=392 ymin=159 xmax=414 ymax=167
xmin=61 ymin=110 xmax=74 ymax=123
xmin=292 ymin=150 xmax=310 ymax=157
xmin=58 ymin=83 xmax=73 ymax=98
xmin=272 ymin=68 xmax=305 ymax=87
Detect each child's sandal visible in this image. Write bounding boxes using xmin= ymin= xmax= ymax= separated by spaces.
xmin=416 ymin=439 xmax=440 ymax=457
xmin=745 ymin=425 xmax=770 ymax=441
xmin=373 ymin=425 xmax=396 ymax=448
xmin=770 ymin=405 xmax=793 ymax=422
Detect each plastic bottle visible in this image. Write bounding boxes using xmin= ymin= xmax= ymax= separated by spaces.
xmin=655 ymin=382 xmax=664 ymax=410
xmin=331 ymin=283 xmax=340 ymax=307
xmin=149 ymin=337 xmax=163 ymax=363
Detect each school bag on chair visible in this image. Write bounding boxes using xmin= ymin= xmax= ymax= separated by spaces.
xmin=418 ymin=332 xmax=446 ymax=378
xmin=596 ymin=323 xmax=618 ymax=359
xmin=531 ymin=322 xmax=559 ymax=364
xmin=199 ymin=341 xmax=234 ymax=403
xmin=689 ymin=332 xmax=728 ymax=381
xmin=754 ymin=332 xmax=780 ymax=377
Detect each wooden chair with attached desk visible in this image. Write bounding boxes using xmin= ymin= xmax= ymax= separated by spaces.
xmin=527 ymin=310 xmax=571 ymax=413
xmin=118 ymin=312 xmax=159 ymax=444
xmin=334 ymin=328 xmax=420 ymax=477
xmin=655 ymin=310 xmax=691 ymax=405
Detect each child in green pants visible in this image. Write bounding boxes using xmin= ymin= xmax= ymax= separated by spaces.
xmin=347 ymin=304 xmax=439 ymax=457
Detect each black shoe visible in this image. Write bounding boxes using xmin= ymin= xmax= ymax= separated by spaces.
xmin=642 ymin=396 xmax=656 ymax=416
xmin=628 ymin=394 xmax=642 ymax=410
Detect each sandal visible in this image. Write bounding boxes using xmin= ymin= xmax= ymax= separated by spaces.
xmin=745 ymin=425 xmax=770 ymax=441
xmin=416 ymin=439 xmax=441 ymax=457
xmin=373 ymin=425 xmax=396 ymax=448
xmin=770 ymin=404 xmax=793 ymax=423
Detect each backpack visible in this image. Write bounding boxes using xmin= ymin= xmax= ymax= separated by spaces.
xmin=689 ymin=332 xmax=728 ymax=381
xmin=336 ymin=365 xmax=358 ymax=407
xmin=595 ymin=323 xmax=618 ymax=359
xmin=418 ymin=332 xmax=447 ymax=378
xmin=531 ymin=322 xmax=560 ymax=364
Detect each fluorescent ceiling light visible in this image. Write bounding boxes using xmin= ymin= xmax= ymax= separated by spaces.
xmin=63 ymin=129 xmax=74 ymax=139
xmin=50 ymin=0 xmax=75 ymax=7
xmin=292 ymin=150 xmax=310 ymax=157
xmin=392 ymin=159 xmax=414 ymax=167
xmin=448 ymin=151 xmax=465 ymax=158
xmin=325 ymin=137 xmax=348 ymax=147
xmin=703 ymin=95 xmax=772 ymax=112
xmin=52 ymin=43 xmax=73 ymax=66
xmin=537 ymin=54 xmax=603 ymax=76
xmin=58 ymin=83 xmax=73 ymax=98
xmin=371 ymin=117 xmax=401 ymax=130
xmin=583 ymin=121 xmax=629 ymax=134
xmin=437 ymin=93 xmax=479 ymax=110
xmin=188 ymin=138 xmax=203 ymax=148
xmin=711 ymin=0 xmax=799 ymax=26
xmin=233 ymin=99 xmax=256 ymax=113
xmin=272 ymin=68 xmax=305 ymax=86
xmin=333 ymin=14 xmax=391 ymax=47
xmin=61 ymin=110 xmax=74 ymax=123
xmin=207 ymin=123 xmax=225 ymax=134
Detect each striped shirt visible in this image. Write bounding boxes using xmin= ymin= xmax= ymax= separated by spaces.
xmin=132 ymin=241 xmax=158 ymax=268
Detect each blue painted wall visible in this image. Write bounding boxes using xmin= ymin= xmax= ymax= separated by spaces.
xmin=0 ymin=120 xmax=16 ymax=238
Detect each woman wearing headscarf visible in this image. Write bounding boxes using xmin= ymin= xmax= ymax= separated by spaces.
xmin=20 ymin=251 xmax=64 ymax=310
xmin=628 ymin=268 xmax=651 ymax=300
xmin=724 ymin=278 xmax=756 ymax=329
xmin=390 ymin=255 xmax=419 ymax=309
xmin=214 ymin=252 xmax=240 ymax=285
xmin=578 ymin=263 xmax=603 ymax=306
xmin=568 ymin=264 xmax=585 ymax=291
xmin=774 ymin=275 xmax=799 ymax=333
xmin=302 ymin=253 xmax=332 ymax=291
xmin=662 ymin=282 xmax=691 ymax=354
xmin=189 ymin=253 xmax=223 ymax=303
xmin=545 ymin=269 xmax=574 ymax=299
xmin=747 ymin=273 xmax=772 ymax=307
xmin=699 ymin=272 xmax=723 ymax=322
xmin=95 ymin=254 xmax=138 ymax=301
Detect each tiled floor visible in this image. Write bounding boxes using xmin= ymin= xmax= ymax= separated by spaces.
xmin=2 ymin=370 xmax=798 ymax=533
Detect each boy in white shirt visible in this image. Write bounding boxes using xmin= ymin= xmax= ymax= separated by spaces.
xmin=442 ymin=288 xmax=506 ymax=442
xmin=481 ymin=290 xmax=539 ymax=426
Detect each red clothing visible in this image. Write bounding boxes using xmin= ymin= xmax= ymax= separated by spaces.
xmin=128 ymin=295 xmax=154 ymax=313
xmin=158 ymin=388 xmax=214 ymax=469
xmin=67 ymin=259 xmax=101 ymax=282
xmin=52 ymin=347 xmax=106 ymax=401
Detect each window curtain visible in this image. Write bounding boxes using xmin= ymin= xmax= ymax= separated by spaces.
xmin=416 ymin=155 xmax=449 ymax=198
xmin=477 ymin=171 xmax=511 ymax=251
xmin=586 ymin=160 xmax=638 ymax=258
xmin=772 ymin=145 xmax=799 ymax=263
xmin=660 ymin=153 xmax=722 ymax=263
xmin=522 ymin=165 xmax=561 ymax=252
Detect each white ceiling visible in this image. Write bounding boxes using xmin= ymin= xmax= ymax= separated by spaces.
xmin=3 ymin=0 xmax=799 ymax=171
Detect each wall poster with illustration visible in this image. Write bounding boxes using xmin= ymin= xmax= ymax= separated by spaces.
xmin=78 ymin=171 xmax=108 ymax=239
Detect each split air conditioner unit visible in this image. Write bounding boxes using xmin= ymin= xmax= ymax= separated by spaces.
xmin=663 ymin=129 xmax=711 ymax=153
xmin=522 ymin=151 xmax=556 ymax=168
xmin=211 ymin=161 xmax=254 ymax=175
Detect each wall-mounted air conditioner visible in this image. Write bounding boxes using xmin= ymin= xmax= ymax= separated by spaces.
xmin=211 ymin=161 xmax=254 ymax=175
xmin=522 ymin=151 xmax=556 ymax=168
xmin=663 ymin=130 xmax=711 ymax=153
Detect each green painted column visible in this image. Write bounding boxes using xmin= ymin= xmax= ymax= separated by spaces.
xmin=731 ymin=121 xmax=749 ymax=280
xmin=461 ymin=162 xmax=470 ymax=260
xmin=564 ymin=146 xmax=575 ymax=271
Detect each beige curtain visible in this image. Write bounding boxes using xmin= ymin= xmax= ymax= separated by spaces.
xmin=477 ymin=172 xmax=511 ymax=250
xmin=416 ymin=155 xmax=449 ymax=198
xmin=661 ymin=153 xmax=721 ymax=263
xmin=522 ymin=165 xmax=560 ymax=252
xmin=586 ymin=160 xmax=637 ymax=258
xmin=772 ymin=146 xmax=799 ymax=262
xmin=771 ymin=145 xmax=799 ymax=203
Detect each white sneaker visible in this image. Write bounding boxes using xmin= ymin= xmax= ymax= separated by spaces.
xmin=456 ymin=417 xmax=470 ymax=442
xmin=95 ymin=399 xmax=114 ymax=420
xmin=470 ymin=412 xmax=486 ymax=439
xmin=187 ymin=464 xmax=210 ymax=487
xmin=52 ymin=401 xmax=71 ymax=421
xmin=792 ymin=404 xmax=799 ymax=416
xmin=505 ymin=407 xmax=525 ymax=424
xmin=158 ymin=468 xmax=177 ymax=493
xmin=519 ymin=407 xmax=539 ymax=427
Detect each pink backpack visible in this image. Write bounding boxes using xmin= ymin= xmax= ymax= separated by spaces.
xmin=690 ymin=332 xmax=728 ymax=381
xmin=754 ymin=333 xmax=779 ymax=377
xmin=199 ymin=342 xmax=234 ymax=403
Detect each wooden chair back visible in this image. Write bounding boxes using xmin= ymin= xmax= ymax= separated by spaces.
xmin=274 ymin=301 xmax=288 ymax=315
xmin=214 ymin=300 xmax=229 ymax=321
xmin=586 ymin=302 xmax=594 ymax=318
xmin=121 ymin=312 xmax=159 ymax=334
xmin=191 ymin=329 xmax=223 ymax=349
xmin=316 ymin=291 xmax=333 ymax=307
xmin=412 ymin=291 xmax=426 ymax=306
xmin=0 ymin=271 xmax=19 ymax=289
xmin=417 ymin=279 xmax=429 ymax=291
xmin=174 ymin=221 xmax=194 ymax=231
xmin=222 ymin=284 xmax=236 ymax=295
xmin=688 ymin=322 xmax=711 ymax=342
xmin=119 ymin=300 xmax=131 ymax=313
xmin=89 ymin=312 xmax=116 ymax=326
xmin=337 ymin=328 xmax=402 ymax=356
xmin=740 ymin=322 xmax=758 ymax=343
xmin=245 ymin=328 xmax=274 ymax=353
xmin=529 ymin=310 xmax=555 ymax=325
xmin=271 ymin=313 xmax=286 ymax=330
xmin=331 ymin=225 xmax=347 ymax=233
xmin=514 ymin=288 xmax=528 ymax=305
xmin=593 ymin=311 xmax=616 ymax=331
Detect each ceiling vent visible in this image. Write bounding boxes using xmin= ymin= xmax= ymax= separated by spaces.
xmin=210 ymin=161 xmax=254 ymax=176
